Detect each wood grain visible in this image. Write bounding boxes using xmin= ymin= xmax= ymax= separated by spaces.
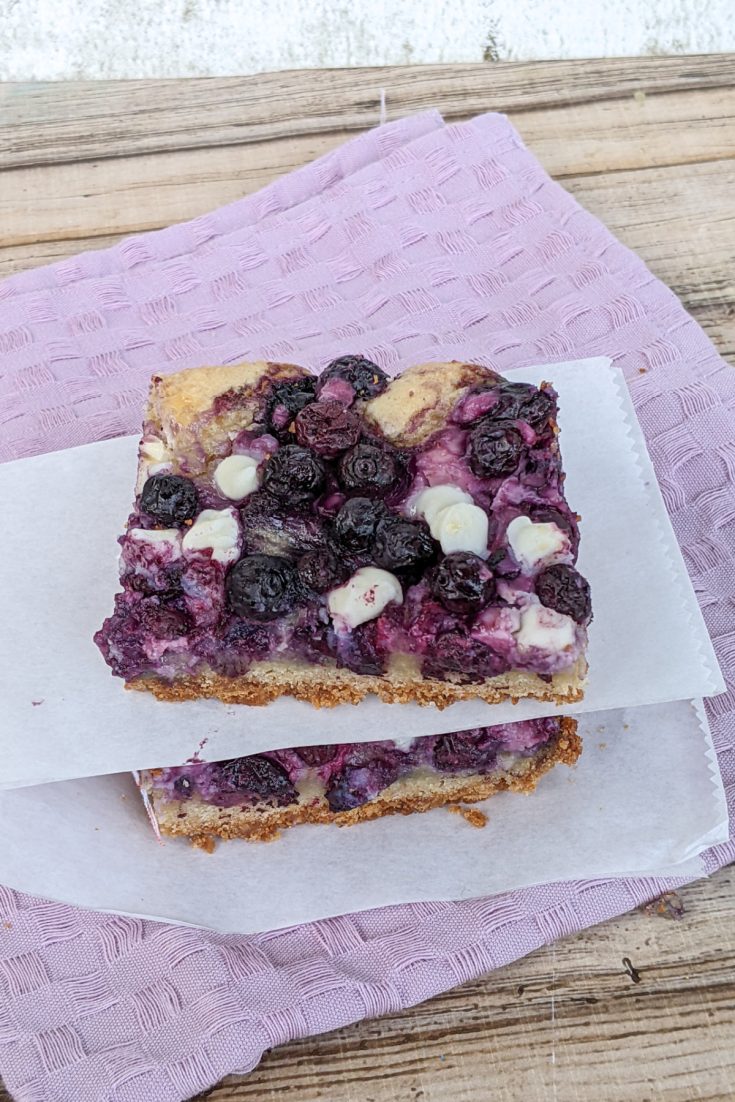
xmin=1 ymin=55 xmax=733 ymax=1102
xmin=4 ymin=93 xmax=735 ymax=246
xmin=2 ymin=54 xmax=734 ymax=168
xmin=196 ymin=870 xmax=735 ymax=1102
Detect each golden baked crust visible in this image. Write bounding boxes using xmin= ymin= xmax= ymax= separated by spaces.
xmin=142 ymin=718 xmax=581 ymax=846
xmin=147 ymin=360 xmax=308 ymax=432
xmin=364 ymin=361 xmax=500 ymax=446
xmin=147 ymin=359 xmax=500 ymax=456
xmin=128 ymin=656 xmax=586 ymax=708
xmin=146 ymin=360 xmax=309 ymax=473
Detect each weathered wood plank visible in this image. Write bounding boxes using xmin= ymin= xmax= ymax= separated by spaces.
xmin=0 ymin=132 xmax=349 ymax=247
xmin=2 ymin=54 xmax=734 ymax=168
xmin=689 ymin=305 xmax=735 ymax=361
xmin=2 ymin=89 xmax=735 ymax=253
xmin=516 ymin=88 xmax=735 ymax=176
xmin=0 ymin=234 xmax=124 ymax=278
xmin=198 ymin=869 xmax=735 ymax=1102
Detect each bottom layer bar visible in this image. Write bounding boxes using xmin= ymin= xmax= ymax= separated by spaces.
xmin=138 ymin=717 xmax=580 ymax=848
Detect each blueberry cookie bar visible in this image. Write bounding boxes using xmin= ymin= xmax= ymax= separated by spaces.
xmin=95 ymin=357 xmax=591 ymax=707
xmin=138 ymin=716 xmax=581 ymax=846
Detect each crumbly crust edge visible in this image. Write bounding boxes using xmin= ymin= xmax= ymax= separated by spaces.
xmin=142 ymin=717 xmax=581 ymax=847
xmin=127 ymin=656 xmax=586 ymax=709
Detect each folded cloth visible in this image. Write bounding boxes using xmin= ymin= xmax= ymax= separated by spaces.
xmin=0 ymin=111 xmax=732 ymax=1102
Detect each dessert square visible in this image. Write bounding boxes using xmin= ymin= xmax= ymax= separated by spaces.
xmin=95 ymin=356 xmax=591 ymax=707
xmin=138 ymin=716 xmax=581 ymax=847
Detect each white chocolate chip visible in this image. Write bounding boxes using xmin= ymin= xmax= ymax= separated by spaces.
xmin=412 ymin=484 xmax=473 ymax=537
xmin=515 ymin=603 xmax=576 ymax=654
xmin=506 ymin=515 xmax=569 ymax=571
xmin=327 ymin=567 xmax=403 ymax=631
xmin=434 ymin=502 xmax=489 ymax=557
xmin=214 ymin=454 xmax=260 ymax=501
xmin=135 ymin=437 xmax=173 ymax=494
xmin=182 ymin=508 xmax=241 ymax=565
xmin=140 ymin=438 xmax=170 ymax=464
xmin=390 ymin=735 xmax=416 ymax=752
xmin=129 ymin=528 xmax=182 ymax=555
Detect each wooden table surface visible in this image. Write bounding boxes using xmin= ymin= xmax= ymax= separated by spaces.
xmin=2 ymin=55 xmax=734 ymax=1102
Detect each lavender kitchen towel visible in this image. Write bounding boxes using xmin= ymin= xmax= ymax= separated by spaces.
xmin=0 ymin=112 xmax=733 ymax=1102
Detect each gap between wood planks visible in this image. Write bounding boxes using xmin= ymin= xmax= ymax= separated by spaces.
xmin=2 ymin=54 xmax=735 ymax=168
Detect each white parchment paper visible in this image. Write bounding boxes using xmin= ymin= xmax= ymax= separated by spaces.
xmin=0 ymin=359 xmax=723 ymax=788
xmin=0 ymin=700 xmax=725 ymax=933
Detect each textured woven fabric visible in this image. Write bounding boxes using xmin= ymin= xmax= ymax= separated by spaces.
xmin=0 ymin=111 xmax=733 ymax=1102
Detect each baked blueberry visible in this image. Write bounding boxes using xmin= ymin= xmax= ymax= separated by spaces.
xmin=317 ymin=355 xmax=388 ymax=401
xmin=226 ymin=554 xmax=299 ymax=620
xmin=492 ymin=382 xmax=555 ymax=429
xmin=325 ymin=750 xmax=401 ymax=811
xmin=422 ymin=632 xmax=504 ymax=684
xmin=433 ymin=731 xmax=496 ymax=772
xmin=297 ymin=547 xmax=348 ymax=593
xmin=297 ymin=745 xmax=340 ymax=767
xmin=430 ymin=551 xmax=495 ymax=613
xmin=333 ymin=497 xmax=387 ymax=553
xmin=240 ymin=491 xmax=328 ymax=559
xmin=373 ymin=515 xmax=434 ymax=574
xmin=335 ymin=620 xmax=387 ymax=676
xmin=294 ymin=399 xmax=361 ymax=458
xmin=140 ymin=474 xmax=198 ymax=525
xmin=536 ymin=563 xmax=591 ymax=625
xmin=173 ymin=775 xmax=193 ymax=797
xmin=338 ymin=442 xmax=399 ymax=496
xmin=219 ymin=755 xmax=297 ymax=804
xmin=262 ymin=445 xmax=326 ymax=504
xmin=468 ymin=421 xmax=524 ymax=479
xmin=265 ymin=377 xmax=317 ymax=437
xmin=453 ymin=382 xmax=555 ymax=430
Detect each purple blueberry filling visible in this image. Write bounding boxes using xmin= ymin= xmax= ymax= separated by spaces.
xmin=294 ymin=400 xmax=362 ymax=458
xmin=316 ymin=355 xmax=389 ymax=402
xmin=265 ymin=377 xmax=317 ymax=438
xmin=240 ymin=491 xmax=329 ymax=559
xmin=150 ymin=715 xmax=564 ymax=812
xmin=95 ymin=360 xmax=591 ymax=684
